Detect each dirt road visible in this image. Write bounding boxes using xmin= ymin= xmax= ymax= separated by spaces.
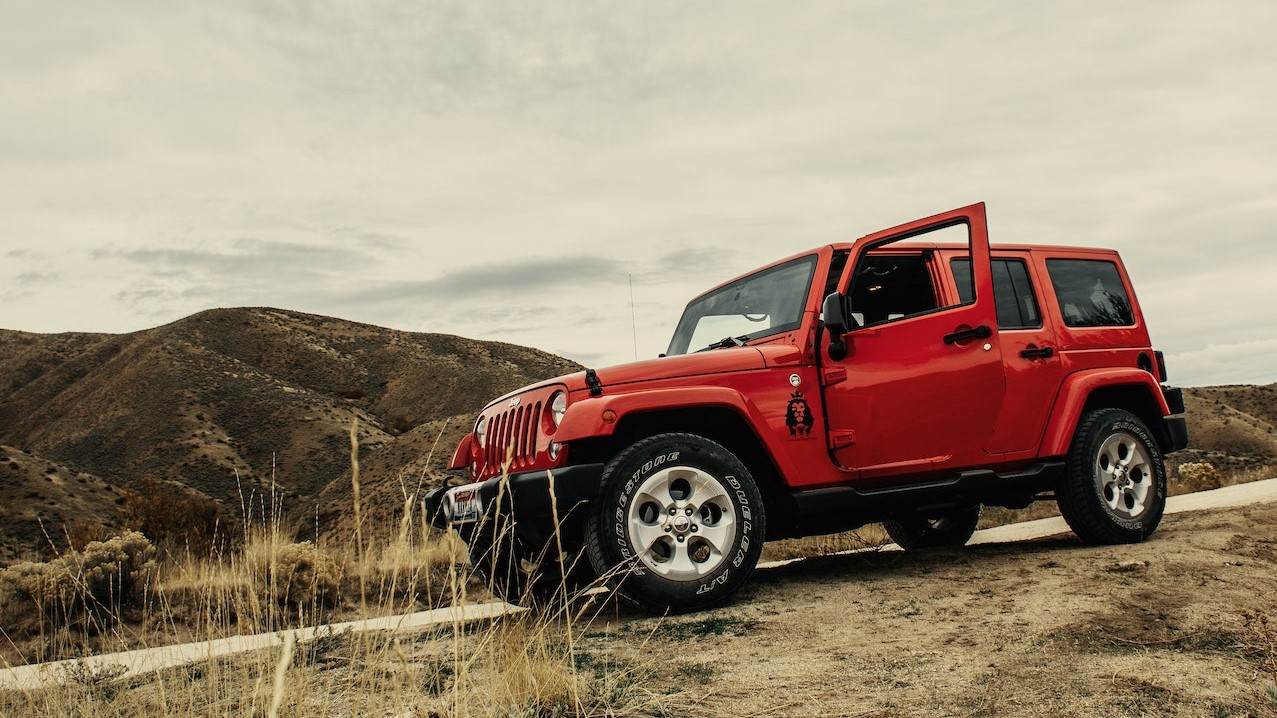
xmin=588 ymin=495 xmax=1277 ymax=717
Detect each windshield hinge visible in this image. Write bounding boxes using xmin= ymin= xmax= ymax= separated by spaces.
xmin=585 ymin=368 xmax=603 ymax=397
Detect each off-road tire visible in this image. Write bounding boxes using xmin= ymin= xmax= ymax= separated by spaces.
xmin=1057 ymin=408 xmax=1167 ymax=544
xmin=585 ymin=433 xmax=765 ymax=613
xmin=883 ymin=504 xmax=982 ymax=549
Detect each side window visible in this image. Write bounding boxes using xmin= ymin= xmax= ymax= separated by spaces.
xmin=1046 ymin=259 xmax=1134 ymax=327
xmin=849 ymin=254 xmax=937 ymax=325
xmin=847 ymin=223 xmax=967 ymax=327
xmin=951 ymin=258 xmax=1042 ymax=330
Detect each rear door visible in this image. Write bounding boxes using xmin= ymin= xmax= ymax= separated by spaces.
xmin=821 ymin=203 xmax=1005 ymax=484
xmin=948 ymin=251 xmax=1063 ymax=454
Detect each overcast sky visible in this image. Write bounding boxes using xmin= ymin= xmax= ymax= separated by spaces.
xmin=2 ymin=1 xmax=1275 ymax=387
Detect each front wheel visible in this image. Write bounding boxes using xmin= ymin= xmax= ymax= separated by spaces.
xmin=1057 ymin=408 xmax=1167 ymax=544
xmin=883 ymin=504 xmax=981 ymax=550
xmin=585 ymin=433 xmax=765 ymax=613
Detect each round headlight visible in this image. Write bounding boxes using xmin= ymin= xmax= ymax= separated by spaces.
xmin=549 ymin=391 xmax=567 ymax=428
xmin=475 ymin=416 xmax=488 ymax=449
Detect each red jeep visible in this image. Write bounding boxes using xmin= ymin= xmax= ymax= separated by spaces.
xmin=426 ymin=202 xmax=1187 ymax=612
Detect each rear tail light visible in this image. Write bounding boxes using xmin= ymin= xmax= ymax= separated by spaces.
xmin=1154 ymin=350 xmax=1168 ymax=383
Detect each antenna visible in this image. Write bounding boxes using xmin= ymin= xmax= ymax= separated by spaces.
xmin=629 ymin=273 xmax=638 ymax=361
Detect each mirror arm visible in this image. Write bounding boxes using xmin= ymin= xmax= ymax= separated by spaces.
xmin=828 ymin=338 xmax=848 ymax=362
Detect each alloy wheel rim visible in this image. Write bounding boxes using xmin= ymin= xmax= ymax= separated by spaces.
xmin=1094 ymin=431 xmax=1154 ymax=520
xmin=626 ymin=466 xmax=737 ymax=580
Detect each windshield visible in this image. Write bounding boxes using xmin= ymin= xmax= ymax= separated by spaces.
xmin=666 ymin=255 xmax=818 ymax=356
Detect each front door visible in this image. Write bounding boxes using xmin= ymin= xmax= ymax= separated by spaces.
xmin=821 ymin=203 xmax=1006 ymax=485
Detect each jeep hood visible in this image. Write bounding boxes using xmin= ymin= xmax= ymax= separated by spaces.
xmin=584 ymin=348 xmax=772 ymax=388
xmin=482 ymin=346 xmax=778 ymax=410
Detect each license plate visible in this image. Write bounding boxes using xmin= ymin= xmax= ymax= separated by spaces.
xmin=444 ymin=486 xmax=482 ymax=525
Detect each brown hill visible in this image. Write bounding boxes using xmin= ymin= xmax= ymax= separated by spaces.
xmin=1 ymin=307 xmax=1272 ymax=561
xmin=0 ymin=445 xmax=128 ymax=563
xmin=1181 ymin=384 xmax=1277 ymax=476
xmin=0 ymin=308 xmax=579 ymax=556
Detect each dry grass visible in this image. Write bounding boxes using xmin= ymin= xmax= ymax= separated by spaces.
xmin=0 ymin=431 xmax=698 ymax=718
xmin=0 ymin=490 xmax=463 ymax=663
xmin=0 ymin=603 xmax=690 ymax=717
xmin=1244 ymin=610 xmax=1277 ymax=709
xmin=3 ymin=433 xmax=1273 ymax=715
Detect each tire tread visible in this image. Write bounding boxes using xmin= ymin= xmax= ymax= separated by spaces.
xmin=1057 ymin=408 xmax=1166 ymax=545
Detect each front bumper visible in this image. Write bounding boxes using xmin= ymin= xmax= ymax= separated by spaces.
xmin=424 ymin=463 xmax=605 ymax=547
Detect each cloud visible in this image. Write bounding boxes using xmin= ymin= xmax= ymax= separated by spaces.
xmin=329 ymin=228 xmax=407 ymax=250
xmin=562 ymin=350 xmax=612 ymax=368
xmin=343 ymin=255 xmax=625 ymax=306
xmin=96 ymin=239 xmax=368 ymax=278
xmin=4 ymin=1 xmax=1277 ymax=385
xmin=205 ymin=0 xmax=707 ymax=125
xmin=642 ymin=246 xmax=740 ymax=282
xmin=0 ymin=289 xmax=34 ymax=302
xmin=14 ymin=271 xmax=57 ymax=284
xmin=1165 ymin=339 xmax=1277 ymax=387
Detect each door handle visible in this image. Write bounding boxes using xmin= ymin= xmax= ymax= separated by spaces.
xmin=1019 ymin=346 xmax=1054 ymax=359
xmin=943 ymin=325 xmax=991 ymax=345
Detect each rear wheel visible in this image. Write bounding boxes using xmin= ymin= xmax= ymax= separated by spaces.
xmin=883 ymin=504 xmax=981 ymax=549
xmin=1057 ymin=408 xmax=1167 ymax=544
xmin=585 ymin=433 xmax=765 ymax=613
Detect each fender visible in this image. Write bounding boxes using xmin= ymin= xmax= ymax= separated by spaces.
xmin=554 ymin=386 xmax=804 ymax=485
xmin=447 ymin=433 xmax=473 ymax=470
xmin=1039 ymin=368 xmax=1172 ymax=457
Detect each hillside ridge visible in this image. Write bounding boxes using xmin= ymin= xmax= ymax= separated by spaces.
xmin=0 ymin=307 xmax=581 ymax=557
xmin=1 ymin=308 xmax=1273 ymax=560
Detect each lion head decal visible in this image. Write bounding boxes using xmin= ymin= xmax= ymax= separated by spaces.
xmin=785 ymin=391 xmax=815 ymax=437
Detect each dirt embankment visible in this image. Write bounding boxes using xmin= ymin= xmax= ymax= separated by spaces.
xmin=586 ymin=501 xmax=1277 ymax=717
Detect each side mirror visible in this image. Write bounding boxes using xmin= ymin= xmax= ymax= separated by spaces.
xmin=822 ymin=292 xmax=856 ymax=361
xmin=822 ymin=292 xmax=852 ymax=337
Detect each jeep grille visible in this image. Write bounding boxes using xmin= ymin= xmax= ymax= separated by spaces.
xmin=484 ymin=400 xmax=543 ymax=473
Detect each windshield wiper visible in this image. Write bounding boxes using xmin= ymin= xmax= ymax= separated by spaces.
xmin=696 ymin=334 xmax=750 ymax=352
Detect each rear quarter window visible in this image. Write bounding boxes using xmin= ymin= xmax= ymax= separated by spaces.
xmin=1045 ymin=259 xmax=1135 ymax=327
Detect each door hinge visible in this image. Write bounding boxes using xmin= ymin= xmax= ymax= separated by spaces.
xmin=821 ymin=366 xmax=847 ymax=386
xmin=828 ymin=429 xmax=856 ymax=449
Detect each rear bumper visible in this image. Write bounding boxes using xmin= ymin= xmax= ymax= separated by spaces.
xmin=1161 ymin=386 xmax=1188 ymax=453
xmin=1164 ymin=416 xmax=1188 ymax=454
xmin=424 ymin=463 xmax=605 ymax=546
